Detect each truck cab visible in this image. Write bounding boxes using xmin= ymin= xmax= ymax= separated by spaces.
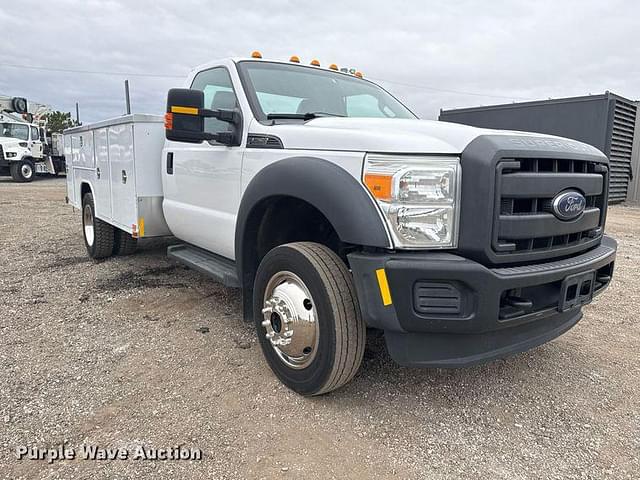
xmin=69 ymin=54 xmax=617 ymax=396
xmin=0 ymin=120 xmax=43 ymax=182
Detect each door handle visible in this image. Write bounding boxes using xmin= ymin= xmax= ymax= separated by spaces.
xmin=121 ymin=170 xmax=127 ymax=184
xmin=96 ymin=167 xmax=101 ymax=179
xmin=167 ymin=152 xmax=174 ymax=175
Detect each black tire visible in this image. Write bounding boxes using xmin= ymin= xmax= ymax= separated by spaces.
xmin=82 ymin=192 xmax=114 ymax=259
xmin=10 ymin=159 xmax=35 ymax=183
xmin=253 ymin=242 xmax=365 ymax=396
xmin=113 ymin=228 xmax=138 ymax=256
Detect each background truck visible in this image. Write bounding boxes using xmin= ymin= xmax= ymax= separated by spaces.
xmin=65 ymin=54 xmax=617 ymax=396
xmin=0 ymin=96 xmax=66 ymax=182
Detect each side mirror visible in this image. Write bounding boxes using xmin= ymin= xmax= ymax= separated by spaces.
xmin=165 ymin=88 xmax=241 ymax=145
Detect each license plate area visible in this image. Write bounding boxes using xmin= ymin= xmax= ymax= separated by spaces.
xmin=559 ymin=270 xmax=595 ymax=312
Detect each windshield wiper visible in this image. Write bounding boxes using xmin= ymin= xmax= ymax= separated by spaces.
xmin=266 ymin=111 xmax=345 ymax=121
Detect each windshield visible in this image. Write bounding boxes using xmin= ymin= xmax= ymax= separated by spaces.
xmin=0 ymin=123 xmax=29 ymax=141
xmin=237 ymin=61 xmax=416 ymax=121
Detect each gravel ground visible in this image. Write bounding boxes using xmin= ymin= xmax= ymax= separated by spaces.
xmin=1 ymin=176 xmax=638 ymax=479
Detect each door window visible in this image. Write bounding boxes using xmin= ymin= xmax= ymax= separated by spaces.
xmin=31 ymin=126 xmax=40 ymax=141
xmin=190 ymin=67 xmax=238 ymax=141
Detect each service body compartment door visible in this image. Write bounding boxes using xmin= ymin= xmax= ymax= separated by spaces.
xmin=72 ymin=132 xmax=98 ymax=215
xmin=108 ymin=123 xmax=136 ymax=232
xmin=78 ymin=131 xmax=95 ymax=168
xmin=93 ymin=127 xmax=112 ymax=221
xmin=71 ymin=134 xmax=88 ymax=210
xmin=64 ymin=134 xmax=76 ymax=206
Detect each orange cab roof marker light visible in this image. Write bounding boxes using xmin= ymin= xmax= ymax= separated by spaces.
xmin=290 ymin=55 xmax=300 ymax=63
xmin=251 ymin=51 xmax=262 ymax=59
xmin=329 ymin=64 xmax=338 ymax=71
xmin=355 ymin=71 xmax=363 ymax=78
xmin=310 ymin=59 xmax=320 ymax=66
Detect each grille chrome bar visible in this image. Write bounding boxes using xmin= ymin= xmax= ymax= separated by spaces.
xmin=501 ymin=172 xmax=603 ymax=198
xmin=498 ymin=208 xmax=600 ymax=239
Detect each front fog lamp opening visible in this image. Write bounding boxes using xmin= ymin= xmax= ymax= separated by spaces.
xmin=363 ymin=155 xmax=461 ymax=249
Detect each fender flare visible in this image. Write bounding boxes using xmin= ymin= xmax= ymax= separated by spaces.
xmin=236 ymin=156 xmax=391 ymax=258
xmin=235 ymin=156 xmax=391 ymax=277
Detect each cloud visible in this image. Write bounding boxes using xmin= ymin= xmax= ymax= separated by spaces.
xmin=0 ymin=0 xmax=637 ymax=123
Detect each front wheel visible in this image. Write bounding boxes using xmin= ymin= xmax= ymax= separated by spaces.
xmin=10 ymin=160 xmax=35 ymax=183
xmin=253 ymin=242 xmax=366 ymax=396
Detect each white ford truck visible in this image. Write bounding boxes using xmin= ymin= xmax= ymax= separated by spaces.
xmin=65 ymin=54 xmax=617 ymax=395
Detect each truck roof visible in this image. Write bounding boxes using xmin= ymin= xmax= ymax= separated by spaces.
xmin=190 ymin=56 xmax=371 ymax=84
xmin=0 ymin=118 xmax=36 ymax=127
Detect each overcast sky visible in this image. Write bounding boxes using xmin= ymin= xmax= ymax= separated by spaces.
xmin=1 ymin=0 xmax=638 ymax=123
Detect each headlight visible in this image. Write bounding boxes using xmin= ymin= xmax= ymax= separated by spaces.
xmin=363 ymin=154 xmax=461 ymax=248
xmin=6 ymin=152 xmax=17 ymax=158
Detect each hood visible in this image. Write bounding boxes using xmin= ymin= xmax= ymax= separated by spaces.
xmin=252 ymin=117 xmax=478 ymax=153
xmin=249 ymin=117 xmax=593 ymax=154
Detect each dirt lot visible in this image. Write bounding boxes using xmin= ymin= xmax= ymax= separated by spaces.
xmin=1 ymin=176 xmax=638 ymax=479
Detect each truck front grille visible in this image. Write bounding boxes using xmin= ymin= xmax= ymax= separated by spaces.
xmin=493 ymin=158 xmax=607 ymax=257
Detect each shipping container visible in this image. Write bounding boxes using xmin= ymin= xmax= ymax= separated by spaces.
xmin=439 ymin=92 xmax=639 ymax=203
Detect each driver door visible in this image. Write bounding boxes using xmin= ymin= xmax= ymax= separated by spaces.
xmin=163 ymin=66 xmax=243 ymax=260
xmin=30 ymin=126 xmax=43 ymax=159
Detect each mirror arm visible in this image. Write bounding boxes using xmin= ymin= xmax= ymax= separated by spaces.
xmin=199 ymin=108 xmax=241 ymax=125
xmin=169 ymin=129 xmax=236 ymax=146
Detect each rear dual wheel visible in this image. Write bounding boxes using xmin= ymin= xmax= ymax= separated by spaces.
xmin=113 ymin=228 xmax=138 ymax=256
xmin=82 ymin=193 xmax=114 ymax=259
xmin=82 ymin=192 xmax=137 ymax=259
xmin=254 ymin=242 xmax=366 ymax=396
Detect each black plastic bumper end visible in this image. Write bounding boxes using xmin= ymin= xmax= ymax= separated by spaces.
xmin=385 ymin=308 xmax=582 ymax=368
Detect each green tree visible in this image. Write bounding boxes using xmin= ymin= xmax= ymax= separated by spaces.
xmin=43 ymin=111 xmax=78 ymax=132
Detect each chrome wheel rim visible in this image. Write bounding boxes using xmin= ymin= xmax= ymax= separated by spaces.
xmin=21 ymin=163 xmax=33 ymax=179
xmin=262 ymin=271 xmax=319 ymax=369
xmin=83 ymin=204 xmax=95 ymax=246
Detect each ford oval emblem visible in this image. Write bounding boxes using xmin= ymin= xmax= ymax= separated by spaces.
xmin=552 ymin=191 xmax=586 ymax=221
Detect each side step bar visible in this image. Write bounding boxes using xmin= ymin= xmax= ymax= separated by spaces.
xmin=167 ymin=244 xmax=240 ymax=288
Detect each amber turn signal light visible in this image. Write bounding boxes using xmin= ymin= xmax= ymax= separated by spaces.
xmin=364 ymin=174 xmax=392 ymax=201
xmin=164 ymin=112 xmax=173 ymax=130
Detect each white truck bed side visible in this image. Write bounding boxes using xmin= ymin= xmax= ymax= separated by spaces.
xmin=64 ymin=114 xmax=171 ymax=238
